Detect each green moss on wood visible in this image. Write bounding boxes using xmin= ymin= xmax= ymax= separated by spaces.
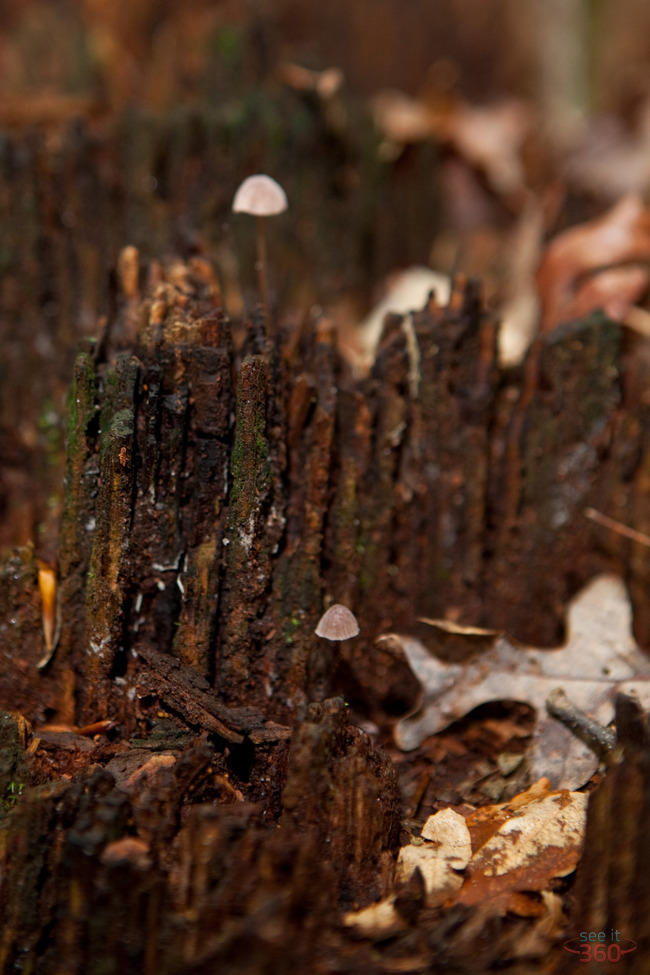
xmin=83 ymin=356 xmax=139 ymax=690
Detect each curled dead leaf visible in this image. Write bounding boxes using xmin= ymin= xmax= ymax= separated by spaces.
xmin=396 ymin=808 xmax=471 ymax=907
xmin=371 ymin=90 xmax=532 ymax=204
xmin=441 ymin=99 xmax=532 ymax=202
xmin=537 ymin=194 xmax=650 ymax=332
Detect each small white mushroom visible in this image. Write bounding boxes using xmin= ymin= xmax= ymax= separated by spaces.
xmin=315 ymin=604 xmax=360 ymax=641
xmin=232 ymin=174 xmax=288 ymax=329
xmin=232 ymin=174 xmax=288 ymax=217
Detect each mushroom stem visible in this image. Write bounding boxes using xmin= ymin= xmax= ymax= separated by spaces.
xmin=255 ymin=215 xmax=271 ymax=332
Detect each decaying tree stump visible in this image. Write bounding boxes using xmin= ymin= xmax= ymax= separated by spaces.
xmin=0 ymin=699 xmax=399 ymax=974
xmin=0 ymin=109 xmax=441 ymax=553
xmin=556 ymin=693 xmax=650 ymax=973
xmin=2 ymin=250 xmax=650 ymax=973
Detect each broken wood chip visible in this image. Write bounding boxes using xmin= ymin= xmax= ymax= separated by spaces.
xmin=124 ymin=753 xmax=176 ymax=789
xmin=343 ymin=896 xmax=404 ymax=940
xmin=247 ymin=722 xmax=293 ymax=744
xmin=100 ymin=836 xmax=151 ymax=870
xmin=137 ymin=646 xmax=266 ymax=743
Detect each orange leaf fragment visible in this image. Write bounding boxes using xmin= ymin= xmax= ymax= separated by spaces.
xmin=37 ymin=562 xmax=57 ymax=668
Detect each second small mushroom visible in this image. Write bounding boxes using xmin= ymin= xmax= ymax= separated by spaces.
xmin=315 ymin=604 xmax=360 ymax=641
xmin=232 ymin=173 xmax=288 ymax=331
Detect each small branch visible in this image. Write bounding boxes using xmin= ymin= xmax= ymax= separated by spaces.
xmin=584 ymin=507 xmax=650 ymax=548
xmin=546 ymin=687 xmax=615 ymax=758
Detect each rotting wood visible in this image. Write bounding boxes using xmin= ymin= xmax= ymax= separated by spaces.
xmin=0 ymin=105 xmax=444 ymax=554
xmin=3 ymin=255 xmax=650 ymax=721
xmin=0 ymin=699 xmax=399 ymax=975
xmin=2 ymin=252 xmax=650 ymax=973
xmin=556 ymin=694 xmax=650 ymax=973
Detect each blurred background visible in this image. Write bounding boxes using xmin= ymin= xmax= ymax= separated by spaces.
xmin=3 ymin=0 xmax=650 ymax=556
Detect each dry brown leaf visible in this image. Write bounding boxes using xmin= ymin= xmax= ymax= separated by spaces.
xmin=565 ymin=105 xmax=650 ymax=200
xmin=563 ymin=265 xmax=649 ymax=323
xmin=420 ymin=807 xmax=472 ymax=864
xmin=441 ymin=99 xmax=532 ymax=202
xmin=465 ymin=779 xmax=552 ymax=853
xmin=371 ymin=90 xmax=532 ymax=204
xmin=391 ymin=575 xmax=650 ymax=788
xmin=458 ymin=790 xmax=587 ymax=909
xmin=537 ymin=194 xmax=650 ymax=332
xmin=418 ymin=618 xmax=500 ymax=637
xmin=349 ymin=786 xmax=581 ymax=936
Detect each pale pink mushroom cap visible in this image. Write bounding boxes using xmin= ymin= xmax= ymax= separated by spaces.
xmin=232 ymin=174 xmax=288 ymax=216
xmin=315 ymin=603 xmax=360 ymax=641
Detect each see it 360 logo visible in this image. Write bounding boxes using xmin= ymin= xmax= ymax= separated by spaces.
xmin=563 ymin=929 xmax=637 ymax=963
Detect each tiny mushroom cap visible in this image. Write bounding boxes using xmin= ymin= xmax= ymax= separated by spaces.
xmin=232 ymin=174 xmax=288 ymax=216
xmin=315 ymin=603 xmax=360 ymax=641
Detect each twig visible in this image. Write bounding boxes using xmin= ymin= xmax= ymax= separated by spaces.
xmin=546 ymin=687 xmax=615 ymax=758
xmin=585 ymin=507 xmax=650 ymax=548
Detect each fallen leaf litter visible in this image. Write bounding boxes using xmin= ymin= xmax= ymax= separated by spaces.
xmin=387 ymin=574 xmax=650 ymax=789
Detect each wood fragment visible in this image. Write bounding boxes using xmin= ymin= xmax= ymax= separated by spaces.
xmin=546 ymin=687 xmax=616 ymax=757
xmin=585 ymin=506 xmax=650 ymax=548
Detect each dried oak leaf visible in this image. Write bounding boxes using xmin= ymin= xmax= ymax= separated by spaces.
xmin=391 ymin=575 xmax=650 ymax=789
xmin=537 ymin=194 xmax=650 ymax=332
xmin=346 ymin=785 xmax=581 ymax=935
xmin=565 ymin=105 xmax=650 ymax=200
xmin=344 ymin=807 xmax=472 ymax=937
xmin=371 ymin=91 xmax=532 ymax=203
xmin=440 ymin=98 xmax=532 ymax=202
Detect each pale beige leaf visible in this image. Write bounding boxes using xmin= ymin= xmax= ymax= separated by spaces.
xmin=392 ymin=575 xmax=650 ymax=788
xmin=396 ymin=844 xmax=464 ymax=906
xmin=420 ymin=808 xmax=472 ymax=870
